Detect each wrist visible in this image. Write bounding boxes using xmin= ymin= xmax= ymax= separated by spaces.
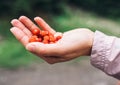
xmin=86 ymin=29 xmax=94 ymax=55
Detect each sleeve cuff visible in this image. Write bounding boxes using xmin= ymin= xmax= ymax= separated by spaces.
xmin=90 ymin=31 xmax=115 ymax=71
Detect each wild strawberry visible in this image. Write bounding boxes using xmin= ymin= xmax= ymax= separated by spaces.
xmin=32 ymin=28 xmax=40 ymax=35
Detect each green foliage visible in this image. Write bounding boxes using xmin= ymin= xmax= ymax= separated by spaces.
xmin=68 ymin=0 xmax=120 ymax=18
xmin=0 ymin=19 xmax=11 ymax=37
xmin=0 ymin=0 xmax=13 ymax=16
xmin=0 ymin=40 xmax=41 ymax=68
xmin=0 ymin=0 xmax=67 ymax=16
xmin=52 ymin=7 xmax=120 ymax=36
xmin=0 ymin=0 xmax=119 ymax=18
xmin=12 ymin=0 xmax=32 ymax=15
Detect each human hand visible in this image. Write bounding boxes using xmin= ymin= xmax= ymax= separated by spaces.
xmin=10 ymin=16 xmax=94 ymax=64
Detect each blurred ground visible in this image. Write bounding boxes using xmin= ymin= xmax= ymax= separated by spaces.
xmin=0 ymin=59 xmax=118 ymax=85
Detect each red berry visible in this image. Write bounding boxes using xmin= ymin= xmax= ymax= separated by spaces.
xmin=56 ymin=36 xmax=62 ymax=41
xmin=32 ymin=28 xmax=40 ymax=35
xmin=43 ymin=35 xmax=49 ymax=41
xmin=36 ymin=37 xmax=42 ymax=42
xmin=42 ymin=39 xmax=49 ymax=44
xmin=49 ymin=35 xmax=56 ymax=42
xmin=40 ymin=30 xmax=49 ymax=36
xmin=29 ymin=35 xmax=38 ymax=42
xmin=29 ymin=35 xmax=42 ymax=42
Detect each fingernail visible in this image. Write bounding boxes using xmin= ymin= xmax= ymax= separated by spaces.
xmin=19 ymin=16 xmax=26 ymax=21
xmin=11 ymin=19 xmax=17 ymax=23
xmin=10 ymin=27 xmax=16 ymax=32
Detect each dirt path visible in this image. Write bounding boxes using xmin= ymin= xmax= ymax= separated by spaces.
xmin=0 ymin=60 xmax=118 ymax=85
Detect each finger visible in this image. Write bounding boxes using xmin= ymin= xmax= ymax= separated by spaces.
xmin=11 ymin=19 xmax=32 ymax=37
xmin=19 ymin=16 xmax=40 ymax=31
xmin=34 ymin=17 xmax=56 ymax=34
xmin=10 ymin=27 xmax=29 ymax=46
xmin=26 ymin=42 xmax=61 ymax=56
xmin=26 ymin=42 xmax=62 ymax=64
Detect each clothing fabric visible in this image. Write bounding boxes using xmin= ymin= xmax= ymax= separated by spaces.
xmin=91 ymin=31 xmax=120 ymax=79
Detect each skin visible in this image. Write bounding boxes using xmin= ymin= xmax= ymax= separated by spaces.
xmin=117 ymin=81 xmax=120 ymax=85
xmin=10 ymin=16 xmax=94 ymax=64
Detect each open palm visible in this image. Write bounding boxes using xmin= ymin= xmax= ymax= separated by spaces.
xmin=10 ymin=16 xmax=94 ymax=64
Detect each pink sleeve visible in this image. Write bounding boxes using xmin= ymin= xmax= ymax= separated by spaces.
xmin=91 ymin=30 xmax=120 ymax=79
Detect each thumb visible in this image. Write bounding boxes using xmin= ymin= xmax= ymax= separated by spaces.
xmin=26 ymin=42 xmax=61 ymax=56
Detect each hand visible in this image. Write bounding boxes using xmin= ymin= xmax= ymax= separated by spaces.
xmin=10 ymin=16 xmax=94 ymax=64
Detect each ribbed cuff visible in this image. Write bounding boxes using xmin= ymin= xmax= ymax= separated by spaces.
xmin=90 ymin=31 xmax=115 ymax=71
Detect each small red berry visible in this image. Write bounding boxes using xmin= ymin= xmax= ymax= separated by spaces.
xmin=40 ymin=30 xmax=49 ymax=36
xmin=56 ymin=36 xmax=62 ymax=41
xmin=29 ymin=35 xmax=38 ymax=42
xmin=49 ymin=35 xmax=56 ymax=42
xmin=43 ymin=35 xmax=50 ymax=41
xmin=36 ymin=37 xmax=42 ymax=42
xmin=32 ymin=28 xmax=40 ymax=35
xmin=42 ymin=39 xmax=49 ymax=44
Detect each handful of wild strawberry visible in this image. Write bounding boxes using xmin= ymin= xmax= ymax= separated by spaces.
xmin=29 ymin=28 xmax=62 ymax=44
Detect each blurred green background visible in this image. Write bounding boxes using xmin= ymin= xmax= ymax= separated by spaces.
xmin=0 ymin=0 xmax=120 ymax=69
